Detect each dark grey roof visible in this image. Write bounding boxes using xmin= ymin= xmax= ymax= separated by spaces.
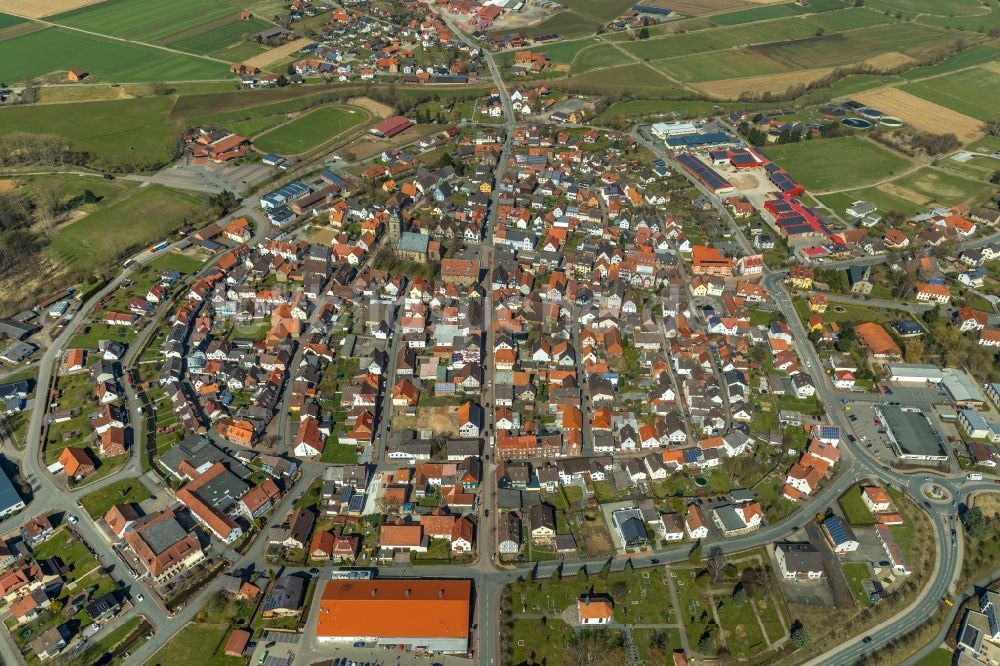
xmin=137 ymin=513 xmax=189 ymax=555
xmin=263 ymin=575 xmax=305 ymax=612
xmin=0 ymin=468 xmax=23 ymax=514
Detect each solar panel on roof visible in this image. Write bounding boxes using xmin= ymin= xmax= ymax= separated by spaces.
xmin=348 ymin=495 xmax=365 ymax=512
xmin=824 ymin=516 xmax=850 ymax=543
xmin=821 ymin=426 xmax=840 ymax=438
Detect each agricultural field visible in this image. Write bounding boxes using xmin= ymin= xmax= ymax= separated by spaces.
xmin=562 ymin=62 xmax=687 ymax=97
xmin=619 ymin=17 xmax=819 ymax=62
xmin=865 ymin=0 xmax=986 ymax=17
xmin=571 ymin=43 xmax=634 ymax=74
xmin=252 ymin=106 xmax=367 ymax=154
xmin=761 ymin=137 xmax=912 ymax=192
xmin=707 ymin=0 xmax=845 ymax=25
xmin=495 ymin=37 xmax=598 ymax=68
xmin=879 ymin=166 xmax=992 ymax=206
xmin=852 ymin=87 xmax=983 ymax=143
xmin=0 ymin=26 xmax=227 ymax=84
xmin=48 ymin=185 xmax=203 ymax=269
xmin=0 ymin=10 xmax=23 ymax=27
xmin=162 ymin=16 xmax=272 ymax=57
xmin=49 ymin=0 xmax=247 ymax=42
xmin=657 ymin=23 xmax=960 ymax=83
xmin=0 ymin=95 xmax=180 ymax=169
xmin=899 ymin=44 xmax=1000 ymax=80
xmin=506 ymin=0 xmax=634 ymax=38
xmin=902 ymin=67 xmax=1000 ymax=122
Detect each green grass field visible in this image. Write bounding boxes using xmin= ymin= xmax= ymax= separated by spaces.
xmin=50 ymin=0 xmax=246 ymax=42
xmin=916 ymin=5 xmax=1000 ymax=32
xmin=902 ymin=67 xmax=1000 ymax=121
xmin=163 ymin=16 xmax=272 ymax=56
xmin=803 ymin=7 xmax=896 ymax=32
xmin=494 ymin=37 xmax=597 ymax=69
xmin=507 ymin=0 xmax=634 ymax=38
xmin=899 ymin=44 xmax=1000 ymax=80
xmin=620 ymin=17 xmax=819 ymax=62
xmin=510 ymin=10 xmax=601 ymax=38
xmin=708 ymin=0 xmax=846 ymax=24
xmin=0 ymin=96 xmax=179 ymax=169
xmin=761 ymin=138 xmax=911 ymax=192
xmin=571 ymin=43 xmax=634 ymax=73
xmin=838 ymin=484 xmax=877 ymax=525
xmin=799 ymin=73 xmax=902 ymax=104
xmin=80 ymin=478 xmax=152 ymax=519
xmin=0 ymin=11 xmax=25 ymax=28
xmin=818 ymin=186 xmax=925 ymax=217
xmin=842 ymin=562 xmax=874 ymax=607
xmin=866 ymin=0 xmax=985 ymax=16
xmin=884 ymin=166 xmax=992 ymax=206
xmin=0 ymin=27 xmax=227 ymax=84
xmin=150 ymin=623 xmax=245 ymax=666
xmin=563 ymin=62 xmax=687 ymax=97
xmin=253 ymin=106 xmax=365 ymax=154
xmin=49 ymin=185 xmax=202 ymax=268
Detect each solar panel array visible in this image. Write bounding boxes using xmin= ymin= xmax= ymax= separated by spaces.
xmin=824 ymin=515 xmax=851 ymax=544
xmin=769 ymin=170 xmax=800 ymax=193
xmin=667 ymin=132 xmax=731 ymax=148
xmin=677 ymin=153 xmax=732 ymax=192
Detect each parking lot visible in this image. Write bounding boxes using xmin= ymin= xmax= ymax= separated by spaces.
xmin=254 ymin=632 xmax=301 ymax=666
xmin=843 ymin=402 xmax=899 ymax=466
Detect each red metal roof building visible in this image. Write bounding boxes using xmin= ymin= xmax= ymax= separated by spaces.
xmin=316 ymin=579 xmax=471 ymax=653
xmin=369 ymin=116 xmax=414 ymax=138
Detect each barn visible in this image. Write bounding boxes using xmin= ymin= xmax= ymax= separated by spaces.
xmin=369 ymin=116 xmax=414 ymax=139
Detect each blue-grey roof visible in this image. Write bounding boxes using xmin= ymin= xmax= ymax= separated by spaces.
xmin=397 ymin=232 xmax=429 ymax=253
xmin=0 ymin=468 xmax=23 ymax=513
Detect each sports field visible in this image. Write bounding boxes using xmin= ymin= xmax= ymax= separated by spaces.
xmin=49 ymin=0 xmax=246 ymax=42
xmin=0 ymin=26 xmax=227 ymax=83
xmin=0 ymin=96 xmax=179 ymax=169
xmin=48 ymin=185 xmax=202 ymax=268
xmin=761 ymin=138 xmax=911 ymax=192
xmin=879 ymin=167 xmax=992 ymax=206
xmin=253 ymin=106 xmax=366 ymax=155
xmin=901 ymin=67 xmax=1000 ymax=122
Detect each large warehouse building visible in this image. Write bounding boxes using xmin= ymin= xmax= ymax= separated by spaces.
xmin=315 ymin=579 xmax=471 ymax=654
xmin=878 ymin=405 xmax=948 ymax=462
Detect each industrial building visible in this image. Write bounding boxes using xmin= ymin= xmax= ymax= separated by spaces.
xmin=878 ymin=406 xmax=948 ymax=462
xmin=315 ymin=579 xmax=471 ymax=654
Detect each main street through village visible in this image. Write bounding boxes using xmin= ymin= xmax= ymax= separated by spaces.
xmin=0 ymin=15 xmax=990 ymax=666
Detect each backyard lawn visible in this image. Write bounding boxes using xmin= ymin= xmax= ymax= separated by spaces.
xmin=80 ymin=478 xmax=152 ymax=519
xmin=842 ymin=562 xmax=874 ymax=607
xmin=149 ymin=623 xmax=245 ymax=666
xmin=838 ymin=484 xmax=876 ymax=525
